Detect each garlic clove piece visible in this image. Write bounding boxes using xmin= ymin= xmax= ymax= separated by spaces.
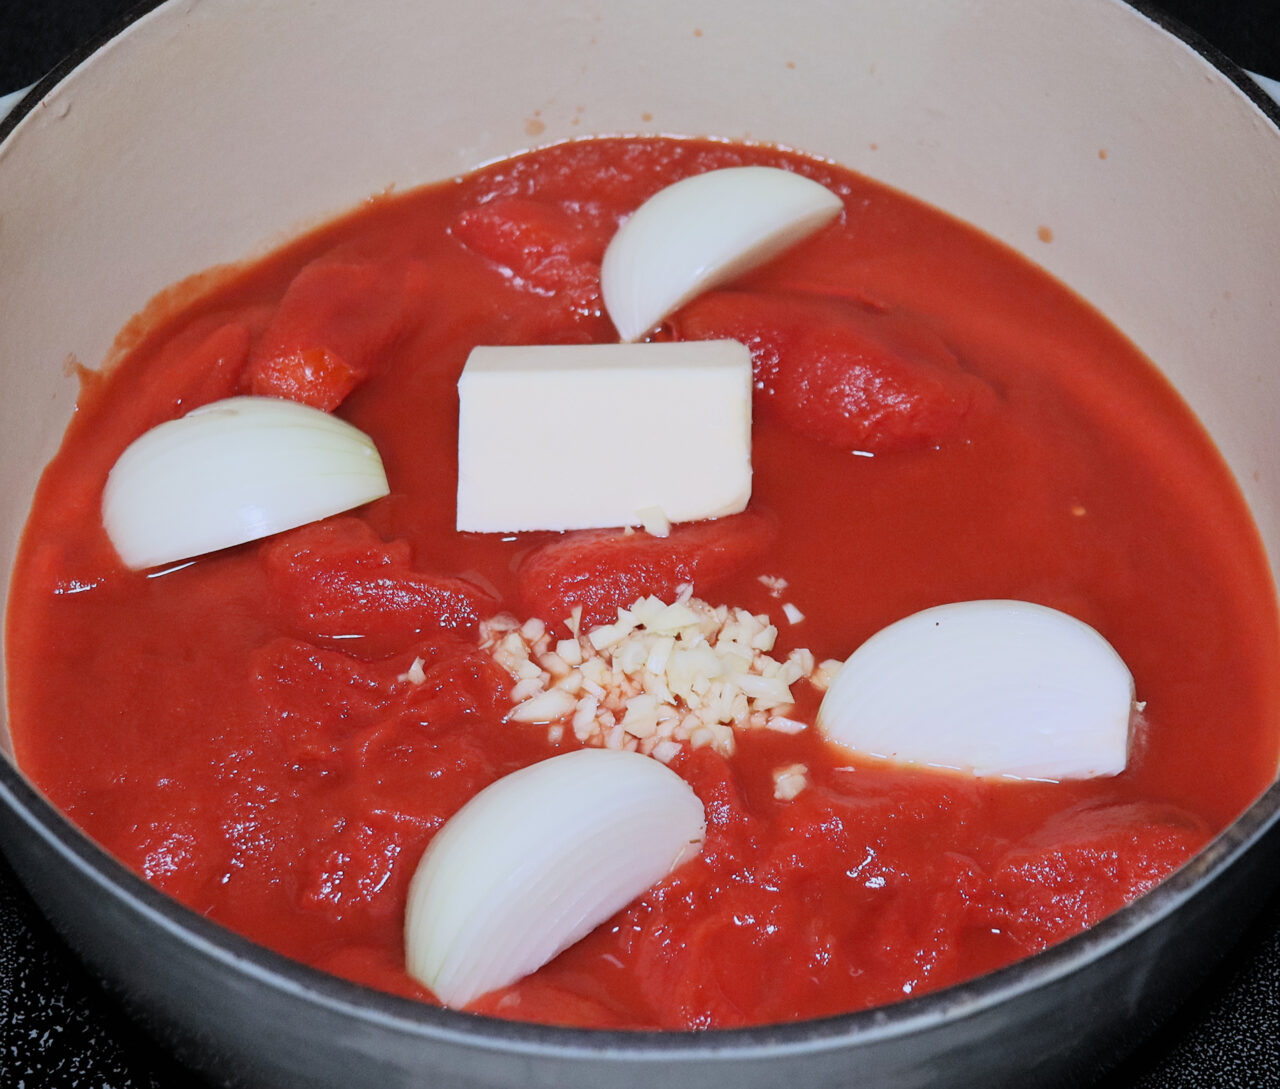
xmin=601 ymin=166 xmax=843 ymax=342
xmin=102 ymin=395 xmax=389 ymax=569
xmin=816 ymin=600 xmax=1135 ymax=781
xmin=404 ymin=748 xmax=705 ymax=1008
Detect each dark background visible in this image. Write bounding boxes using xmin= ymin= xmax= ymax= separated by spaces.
xmin=1 ymin=2 xmax=1279 ymax=1087
xmin=2 ymin=0 xmax=1279 ymax=90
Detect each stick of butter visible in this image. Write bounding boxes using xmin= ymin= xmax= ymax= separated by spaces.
xmin=456 ymin=340 xmax=753 ymax=533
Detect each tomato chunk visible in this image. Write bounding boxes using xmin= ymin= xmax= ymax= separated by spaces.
xmin=986 ymin=801 xmax=1208 ymax=949
xmin=261 ymin=517 xmax=496 ymax=643
xmin=247 ymin=346 xmax=361 ymax=412
xmin=78 ymin=317 xmax=257 ymax=455
xmin=671 ymin=290 xmax=995 ymax=452
xmin=244 ymin=261 xmax=411 ymax=410
xmin=250 ymin=636 xmax=511 ymax=933
xmin=453 ymin=197 xmax=610 ymax=321
xmin=516 ymin=513 xmax=775 ymax=629
xmin=251 ymin=636 xmax=510 ymax=748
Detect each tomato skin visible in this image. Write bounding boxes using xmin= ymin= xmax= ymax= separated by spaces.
xmin=671 ymin=290 xmax=996 ymax=452
xmin=515 ymin=512 xmax=776 ymax=629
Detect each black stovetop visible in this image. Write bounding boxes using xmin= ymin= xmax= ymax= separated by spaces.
xmin=1 ymin=2 xmax=1278 ymax=1086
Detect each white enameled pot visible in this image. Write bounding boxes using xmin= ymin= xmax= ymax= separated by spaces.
xmin=1 ymin=2 xmax=1279 ymax=1087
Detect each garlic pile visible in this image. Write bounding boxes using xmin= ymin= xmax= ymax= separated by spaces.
xmin=478 ymin=587 xmax=841 ymax=762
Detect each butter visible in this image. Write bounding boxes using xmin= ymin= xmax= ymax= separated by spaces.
xmin=456 ymin=340 xmax=752 ymax=533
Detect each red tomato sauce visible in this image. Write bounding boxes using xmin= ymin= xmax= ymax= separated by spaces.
xmin=6 ymin=138 xmax=1279 ymax=1030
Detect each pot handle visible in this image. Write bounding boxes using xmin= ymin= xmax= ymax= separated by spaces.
xmin=1249 ymin=71 xmax=1280 ymax=107
xmin=0 ymin=83 xmax=34 ymax=124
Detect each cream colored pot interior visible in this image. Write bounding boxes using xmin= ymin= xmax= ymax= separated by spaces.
xmin=2 ymin=0 xmax=1279 ymax=765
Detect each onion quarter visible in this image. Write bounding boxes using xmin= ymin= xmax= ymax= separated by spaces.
xmin=601 ymin=166 xmax=844 ymax=342
xmin=817 ymin=600 xmax=1135 ymax=780
xmin=102 ymin=396 xmax=389 ymax=569
xmin=404 ymin=748 xmax=706 ymax=1007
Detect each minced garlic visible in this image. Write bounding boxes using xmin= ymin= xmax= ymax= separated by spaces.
xmin=757 ymin=574 xmax=788 ymax=597
xmin=398 ymin=656 xmax=428 ymax=685
xmin=772 ymin=762 xmax=809 ymax=801
xmin=479 ymin=584 xmax=841 ymax=763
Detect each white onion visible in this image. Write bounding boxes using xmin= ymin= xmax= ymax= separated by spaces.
xmin=816 ymin=600 xmax=1135 ymax=780
xmin=600 ymin=165 xmax=844 ymax=342
xmin=404 ymin=748 xmax=706 ymax=1007
xmin=101 ymin=396 xmax=389 ymax=569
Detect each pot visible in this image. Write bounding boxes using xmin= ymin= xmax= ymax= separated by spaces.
xmin=2 ymin=1 xmax=1279 ymax=1086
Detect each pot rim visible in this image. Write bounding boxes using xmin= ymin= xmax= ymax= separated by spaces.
xmin=1 ymin=0 xmax=1279 ymax=1063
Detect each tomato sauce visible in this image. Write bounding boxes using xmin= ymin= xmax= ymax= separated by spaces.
xmin=6 ymin=137 xmax=1279 ymax=1030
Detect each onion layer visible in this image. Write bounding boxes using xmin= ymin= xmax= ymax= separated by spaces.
xmin=816 ymin=600 xmax=1135 ymax=780
xmin=601 ymin=165 xmax=843 ymax=342
xmin=404 ymin=748 xmax=706 ymax=1008
xmin=101 ymin=396 xmax=389 ymax=569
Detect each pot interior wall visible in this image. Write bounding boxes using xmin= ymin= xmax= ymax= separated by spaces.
xmin=2 ymin=0 xmax=1279 ymax=772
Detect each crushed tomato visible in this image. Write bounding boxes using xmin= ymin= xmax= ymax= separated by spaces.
xmin=6 ymin=137 xmax=1280 ymax=1029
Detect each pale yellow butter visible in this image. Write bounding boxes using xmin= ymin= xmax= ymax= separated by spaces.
xmin=456 ymin=340 xmax=752 ymax=533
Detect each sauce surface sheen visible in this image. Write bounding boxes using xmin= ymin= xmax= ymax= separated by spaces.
xmin=7 ymin=137 xmax=1279 ymax=1030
